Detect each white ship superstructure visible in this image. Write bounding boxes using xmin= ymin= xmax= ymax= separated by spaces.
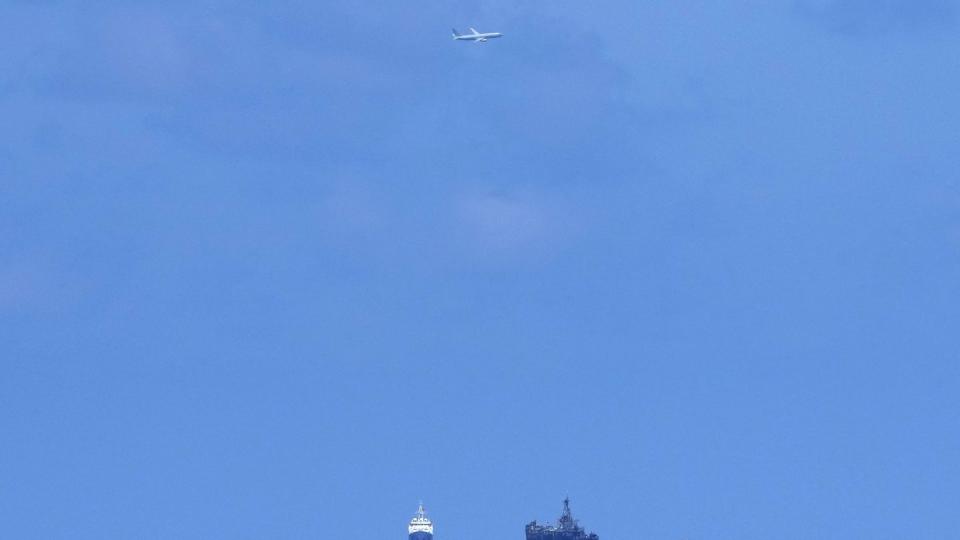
xmin=408 ymin=503 xmax=434 ymax=540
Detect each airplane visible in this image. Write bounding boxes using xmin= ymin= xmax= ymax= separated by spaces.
xmin=451 ymin=27 xmax=503 ymax=43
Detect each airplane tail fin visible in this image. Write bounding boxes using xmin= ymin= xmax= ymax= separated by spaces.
xmin=451 ymin=28 xmax=460 ymax=38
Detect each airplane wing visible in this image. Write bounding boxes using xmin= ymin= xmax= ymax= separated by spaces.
xmin=469 ymin=27 xmax=480 ymax=35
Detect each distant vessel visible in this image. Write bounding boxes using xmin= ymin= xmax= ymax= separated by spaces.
xmin=526 ymin=498 xmax=599 ymax=540
xmin=409 ymin=503 xmax=434 ymax=540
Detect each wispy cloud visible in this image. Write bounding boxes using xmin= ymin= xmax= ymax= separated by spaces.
xmin=0 ymin=260 xmax=78 ymax=316
xmin=797 ymin=0 xmax=957 ymax=36
xmin=459 ymin=193 xmax=547 ymax=249
xmin=306 ymin=182 xmax=580 ymax=269
xmin=451 ymin=189 xmax=579 ymax=266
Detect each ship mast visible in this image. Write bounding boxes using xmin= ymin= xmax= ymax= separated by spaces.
xmin=558 ymin=497 xmax=577 ymax=530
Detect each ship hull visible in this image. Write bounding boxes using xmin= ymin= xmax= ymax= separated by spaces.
xmin=410 ymin=531 xmax=433 ymax=540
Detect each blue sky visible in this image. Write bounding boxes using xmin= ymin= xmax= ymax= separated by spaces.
xmin=2 ymin=1 xmax=959 ymax=538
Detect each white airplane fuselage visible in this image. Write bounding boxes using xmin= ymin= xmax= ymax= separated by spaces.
xmin=452 ymin=28 xmax=503 ymax=43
